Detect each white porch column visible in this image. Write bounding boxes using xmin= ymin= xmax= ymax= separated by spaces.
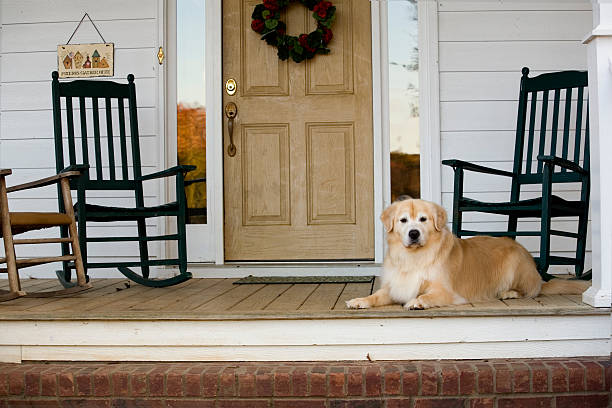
xmin=583 ymin=0 xmax=612 ymax=307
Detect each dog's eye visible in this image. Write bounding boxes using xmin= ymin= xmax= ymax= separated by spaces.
xmin=399 ymin=218 xmax=407 ymax=223
xmin=419 ymin=216 xmax=427 ymax=222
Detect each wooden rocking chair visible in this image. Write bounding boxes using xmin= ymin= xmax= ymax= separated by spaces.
xmin=443 ymin=68 xmax=590 ymax=281
xmin=51 ymin=71 xmax=195 ymax=288
xmin=0 ymin=169 xmax=91 ymax=302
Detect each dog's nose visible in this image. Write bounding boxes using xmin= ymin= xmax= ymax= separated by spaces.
xmin=408 ymin=229 xmax=420 ymax=240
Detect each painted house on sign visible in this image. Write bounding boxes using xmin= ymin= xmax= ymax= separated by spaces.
xmin=0 ymin=0 xmax=610 ymax=405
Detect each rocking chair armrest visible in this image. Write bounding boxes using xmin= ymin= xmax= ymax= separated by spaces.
xmin=60 ymin=164 xmax=90 ymax=173
xmin=537 ymin=155 xmax=588 ymax=175
xmin=6 ymin=171 xmax=82 ymax=193
xmin=0 ymin=169 xmax=12 ymax=177
xmin=138 ymin=165 xmax=197 ymax=181
xmin=442 ymin=159 xmax=514 ymax=177
xmin=184 ymin=177 xmax=206 ymax=187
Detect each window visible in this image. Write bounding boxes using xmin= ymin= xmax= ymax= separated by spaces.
xmin=177 ymin=0 xmax=207 ymax=223
xmin=388 ymin=0 xmax=419 ymax=200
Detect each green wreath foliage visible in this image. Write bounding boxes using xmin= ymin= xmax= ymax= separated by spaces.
xmin=251 ymin=0 xmax=336 ymax=63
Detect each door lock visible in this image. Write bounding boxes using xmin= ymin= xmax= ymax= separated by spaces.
xmin=225 ymin=78 xmax=237 ymax=96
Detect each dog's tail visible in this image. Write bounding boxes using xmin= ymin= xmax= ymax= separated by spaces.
xmin=540 ymin=278 xmax=590 ymax=295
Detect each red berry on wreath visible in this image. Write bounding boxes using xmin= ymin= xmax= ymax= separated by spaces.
xmin=322 ymin=27 xmax=333 ymax=44
xmin=263 ymin=0 xmax=279 ymax=11
xmin=251 ymin=19 xmax=265 ymax=33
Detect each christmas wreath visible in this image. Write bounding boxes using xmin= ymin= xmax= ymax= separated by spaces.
xmin=251 ymin=0 xmax=336 ymax=63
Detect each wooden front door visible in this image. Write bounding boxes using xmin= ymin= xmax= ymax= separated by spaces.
xmin=223 ymin=0 xmax=374 ymax=261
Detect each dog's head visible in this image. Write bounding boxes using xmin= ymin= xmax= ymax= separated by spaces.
xmin=380 ymin=199 xmax=448 ymax=248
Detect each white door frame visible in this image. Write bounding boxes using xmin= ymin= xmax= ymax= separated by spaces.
xmin=159 ymin=0 xmax=440 ymax=266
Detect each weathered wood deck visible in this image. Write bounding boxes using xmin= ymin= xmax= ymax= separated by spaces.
xmin=0 ymin=277 xmax=605 ymax=320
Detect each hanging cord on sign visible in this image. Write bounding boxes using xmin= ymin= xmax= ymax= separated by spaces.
xmin=66 ymin=12 xmax=107 ymax=44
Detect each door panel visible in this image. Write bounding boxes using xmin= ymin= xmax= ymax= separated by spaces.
xmin=223 ymin=0 xmax=373 ymax=261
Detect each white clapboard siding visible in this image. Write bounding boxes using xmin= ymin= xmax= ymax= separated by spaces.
xmin=438 ymin=11 xmax=592 ymax=41
xmin=1 ymin=108 xmax=158 ymax=139
xmin=437 ymin=0 xmax=592 ymax=270
xmin=1 ymin=1 xmax=156 ymax=23
xmin=0 ymin=0 xmax=163 ymax=271
xmin=1 ymin=50 xmax=158 ymax=83
xmin=439 ymin=41 xmax=587 ymax=72
xmin=437 ymin=1 xmax=592 ymax=12
xmin=0 ymin=138 xmax=160 ymax=168
xmin=1 ymin=79 xmax=157 ymax=111
xmin=1 ymin=20 xmax=156 ymax=53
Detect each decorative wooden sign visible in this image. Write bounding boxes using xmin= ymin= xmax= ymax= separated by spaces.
xmin=57 ymin=13 xmax=114 ymax=78
xmin=57 ymin=43 xmax=114 ymax=78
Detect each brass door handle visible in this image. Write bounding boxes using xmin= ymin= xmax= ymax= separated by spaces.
xmin=225 ymin=102 xmax=238 ymax=157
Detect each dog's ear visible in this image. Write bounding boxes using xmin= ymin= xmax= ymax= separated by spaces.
xmin=380 ymin=203 xmax=398 ymax=233
xmin=432 ymin=202 xmax=448 ymax=232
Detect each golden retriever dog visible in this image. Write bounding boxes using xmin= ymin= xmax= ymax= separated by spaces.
xmin=346 ymin=199 xmax=589 ymax=310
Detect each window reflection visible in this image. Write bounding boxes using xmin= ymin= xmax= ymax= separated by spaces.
xmin=388 ymin=0 xmax=419 ymax=200
xmin=177 ymin=0 xmax=207 ymax=223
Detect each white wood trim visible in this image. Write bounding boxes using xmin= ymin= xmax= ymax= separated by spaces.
xmin=372 ymin=1 xmax=388 ymax=264
xmin=0 ymin=347 xmax=21 ymax=364
xmin=208 ymin=0 xmax=224 ymax=264
xmin=16 ymin=340 xmax=610 ymax=362
xmin=5 ymin=316 xmax=607 ymax=345
xmin=160 ymin=0 xmax=219 ymax=263
xmin=158 ymin=0 xmax=170 ymax=262
xmin=582 ymin=0 xmax=612 ymax=307
xmin=418 ymin=0 xmax=442 ymax=204
xmin=1 ymin=314 xmax=608 ymax=362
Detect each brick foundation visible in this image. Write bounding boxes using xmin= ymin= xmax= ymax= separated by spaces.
xmin=0 ymin=357 xmax=610 ymax=407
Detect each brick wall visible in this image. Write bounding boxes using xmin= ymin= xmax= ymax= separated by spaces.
xmin=0 ymin=357 xmax=610 ymax=407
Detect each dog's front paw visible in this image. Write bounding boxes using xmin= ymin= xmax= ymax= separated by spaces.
xmin=404 ymin=298 xmax=428 ymax=310
xmin=346 ymin=297 xmax=371 ymax=309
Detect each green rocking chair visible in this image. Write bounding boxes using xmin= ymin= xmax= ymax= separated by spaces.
xmin=443 ymin=67 xmax=590 ymax=281
xmin=52 ymin=71 xmax=195 ymax=287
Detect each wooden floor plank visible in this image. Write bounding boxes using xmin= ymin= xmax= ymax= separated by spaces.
xmin=165 ymin=279 xmax=235 ymax=311
xmin=333 ymin=282 xmax=373 ymax=310
xmin=471 ymin=299 xmax=510 ymax=311
xmin=127 ymin=278 xmax=203 ymax=310
xmin=265 ymin=284 xmax=317 ymax=311
xmin=75 ymin=284 xmax=157 ymax=312
xmin=193 ymin=282 xmax=264 ymax=312
xmin=565 ymin=294 xmax=585 ymax=305
xmin=0 ymin=279 xmax=119 ymax=311
xmin=437 ymin=302 xmax=474 ymax=311
xmin=299 ymin=284 xmax=345 ymax=311
xmin=230 ymin=284 xmax=292 ymax=311
xmin=139 ymin=279 xmax=225 ymax=311
xmin=16 ymin=278 xmax=64 ymax=292
xmin=502 ymin=297 xmax=541 ymax=309
xmin=535 ymin=294 xmax=590 ymax=309
xmin=85 ymin=282 xmax=183 ymax=311
xmin=22 ymin=280 xmax=134 ymax=313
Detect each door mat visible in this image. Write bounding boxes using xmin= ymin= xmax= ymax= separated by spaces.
xmin=233 ymin=275 xmax=375 ymax=285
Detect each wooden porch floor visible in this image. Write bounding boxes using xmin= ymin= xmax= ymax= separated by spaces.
xmin=0 ymin=277 xmax=606 ymax=320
